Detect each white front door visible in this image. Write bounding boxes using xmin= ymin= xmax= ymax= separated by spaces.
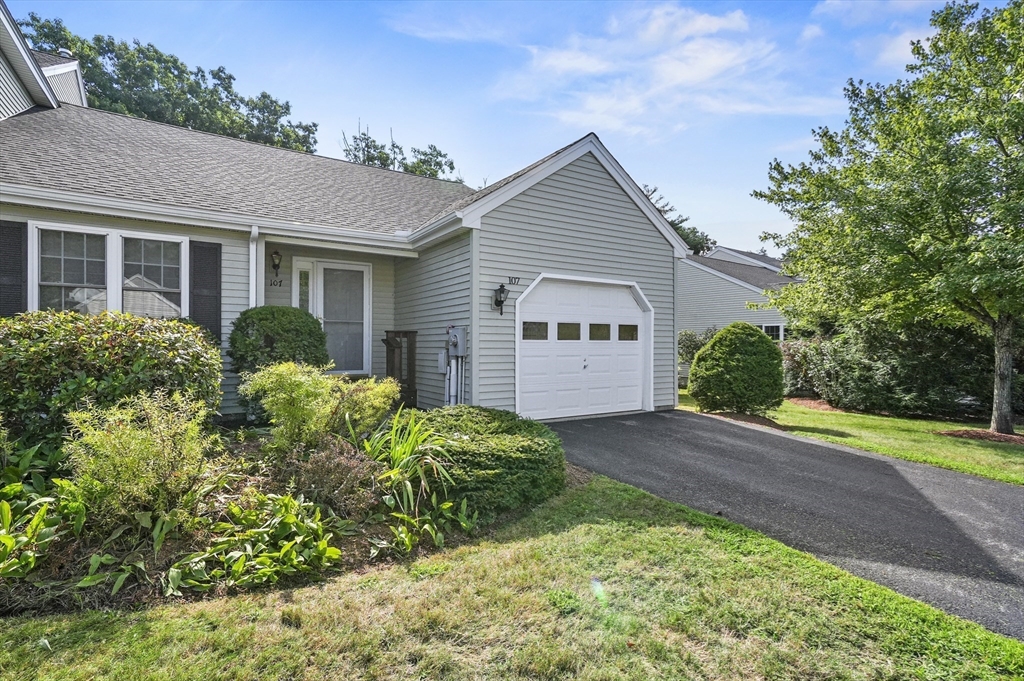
xmin=518 ymin=279 xmax=647 ymax=420
xmin=309 ymin=261 xmax=371 ymax=374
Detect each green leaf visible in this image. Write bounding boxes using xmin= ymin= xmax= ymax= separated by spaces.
xmin=76 ymin=573 xmax=108 ymax=588
xmin=111 ymin=570 xmax=130 ymax=595
xmin=0 ymin=500 xmax=11 ymax=532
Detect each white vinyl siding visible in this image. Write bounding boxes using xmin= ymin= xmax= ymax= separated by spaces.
xmin=262 ymin=244 xmax=395 ymax=378
xmin=0 ymin=203 xmax=250 ymax=414
xmin=0 ymin=50 xmax=33 ymax=120
xmin=476 ymin=152 xmax=677 ymax=411
xmin=43 ymin=68 xmax=85 ymax=106
xmin=394 ymin=232 xmax=472 ymax=408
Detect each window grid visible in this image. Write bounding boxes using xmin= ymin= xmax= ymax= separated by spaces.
xmin=38 ymin=229 xmax=106 ymax=313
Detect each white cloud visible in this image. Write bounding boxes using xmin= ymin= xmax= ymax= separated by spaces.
xmin=800 ymin=24 xmax=825 ymax=42
xmin=811 ymin=0 xmax=941 ymax=26
xmin=490 ymin=3 xmax=844 ymax=135
xmin=874 ymin=28 xmax=928 ymax=67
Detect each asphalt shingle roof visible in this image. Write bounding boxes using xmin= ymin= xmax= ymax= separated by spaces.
xmin=30 ymin=49 xmax=76 ymax=68
xmin=0 ymin=105 xmax=477 ymax=235
xmin=690 ymin=255 xmax=796 ymax=291
xmin=730 ymin=248 xmax=783 ymax=269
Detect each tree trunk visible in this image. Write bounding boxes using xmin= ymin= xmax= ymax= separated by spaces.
xmin=991 ymin=313 xmax=1016 ymax=434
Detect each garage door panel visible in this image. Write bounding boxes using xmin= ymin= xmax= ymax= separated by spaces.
xmin=519 ymin=278 xmax=648 ymax=420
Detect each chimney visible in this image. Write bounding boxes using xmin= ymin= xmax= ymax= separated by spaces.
xmin=57 ymin=48 xmax=73 ymax=59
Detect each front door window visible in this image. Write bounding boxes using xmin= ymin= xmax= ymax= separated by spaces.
xmin=320 ymin=266 xmax=366 ymax=372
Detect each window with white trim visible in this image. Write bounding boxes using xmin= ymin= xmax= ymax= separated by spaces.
xmin=29 ymin=222 xmax=189 ymax=319
xmin=761 ymin=325 xmax=782 ymax=342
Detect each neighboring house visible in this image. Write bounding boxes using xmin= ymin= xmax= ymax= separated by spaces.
xmin=0 ymin=2 xmax=692 ymax=421
xmin=677 ymin=246 xmax=797 ymax=381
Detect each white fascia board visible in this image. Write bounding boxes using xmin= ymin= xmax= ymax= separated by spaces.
xmin=0 ymin=5 xmax=59 ymax=109
xmin=681 ymin=257 xmax=768 ymax=296
xmin=707 ymin=246 xmax=782 ymax=272
xmin=0 ymin=182 xmax=418 ymax=256
xmin=39 ymin=61 xmax=79 ymax=76
xmin=408 ymin=212 xmax=468 ymax=248
xmin=457 ymin=134 xmax=693 ymax=258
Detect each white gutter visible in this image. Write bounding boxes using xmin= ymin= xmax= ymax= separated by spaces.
xmin=248 ymin=226 xmax=259 ymax=307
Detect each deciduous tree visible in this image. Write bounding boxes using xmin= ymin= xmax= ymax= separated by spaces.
xmin=754 ymin=1 xmax=1023 ymax=433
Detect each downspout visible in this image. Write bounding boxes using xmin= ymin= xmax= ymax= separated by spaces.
xmin=248 ymin=225 xmax=259 ymax=308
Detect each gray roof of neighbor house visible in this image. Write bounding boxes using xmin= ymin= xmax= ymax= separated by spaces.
xmin=30 ymin=49 xmax=76 ymax=69
xmin=689 ymin=255 xmax=796 ymax=291
xmin=0 ymin=104 xmax=477 ymax=235
xmin=731 ymin=248 xmax=783 ymax=269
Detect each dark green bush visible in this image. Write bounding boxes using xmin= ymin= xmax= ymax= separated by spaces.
xmin=689 ymin=322 xmax=784 ymax=416
xmin=797 ymin=320 xmax=1022 ymax=417
xmin=412 ymin=405 xmax=565 ymax=523
xmin=678 ymin=327 xmax=717 ymax=364
xmin=780 ymin=339 xmax=819 ymax=397
xmin=227 ymin=306 xmax=329 ymax=375
xmin=0 ymin=311 xmax=221 ymax=450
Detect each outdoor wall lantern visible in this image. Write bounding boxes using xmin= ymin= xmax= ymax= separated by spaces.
xmin=494 ymin=283 xmax=509 ymax=315
xmin=271 ymin=250 xmax=283 ymax=276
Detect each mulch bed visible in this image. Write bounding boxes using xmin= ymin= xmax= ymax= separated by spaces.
xmin=937 ymin=429 xmax=1024 ymax=446
xmin=786 ymin=398 xmax=843 ymax=412
xmin=709 ymin=412 xmax=786 ymax=431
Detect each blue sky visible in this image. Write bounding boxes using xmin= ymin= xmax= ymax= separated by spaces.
xmin=9 ymin=0 xmax=976 ymax=252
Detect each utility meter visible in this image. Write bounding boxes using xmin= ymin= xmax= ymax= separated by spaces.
xmin=447 ymin=326 xmax=467 ymax=357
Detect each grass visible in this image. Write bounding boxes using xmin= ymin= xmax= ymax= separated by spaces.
xmin=678 ymin=390 xmax=1024 ymax=486
xmin=1 ymin=476 xmax=1021 ymax=680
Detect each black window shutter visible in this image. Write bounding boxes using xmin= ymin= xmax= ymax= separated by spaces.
xmin=189 ymin=240 xmax=222 ymax=341
xmin=0 ymin=221 xmax=28 ymax=317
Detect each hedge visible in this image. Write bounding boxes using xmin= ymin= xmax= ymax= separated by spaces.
xmin=0 ymin=310 xmax=221 ymax=450
xmin=412 ymin=405 xmax=566 ymax=523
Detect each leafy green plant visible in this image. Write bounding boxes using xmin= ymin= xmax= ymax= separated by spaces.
xmin=411 ymin=406 xmax=566 ymax=524
xmin=240 ymin=362 xmax=399 ymax=451
xmin=65 ymin=392 xmax=218 ymax=533
xmin=0 ymin=310 xmax=221 ymax=451
xmin=0 ymin=479 xmax=84 ymax=580
xmin=169 ymin=492 xmax=349 ymax=593
xmin=678 ymin=327 xmax=718 ymax=365
xmin=227 ymin=306 xmax=329 ymax=376
xmin=689 ymin=322 xmax=785 ymax=416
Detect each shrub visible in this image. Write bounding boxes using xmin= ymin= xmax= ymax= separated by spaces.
xmin=678 ymin=327 xmax=717 ymax=364
xmin=227 ymin=306 xmax=329 ymax=376
xmin=0 ymin=311 xmax=222 ymax=451
xmin=689 ymin=322 xmax=784 ymax=416
xmin=412 ymin=405 xmax=566 ymax=523
xmin=240 ymin=362 xmax=399 ymax=451
xmin=800 ymin=320 xmax=1019 ymax=417
xmin=65 ymin=392 xmax=218 ymax=533
xmin=779 ymin=339 xmax=819 ymax=397
xmin=293 ymin=439 xmax=381 ymax=519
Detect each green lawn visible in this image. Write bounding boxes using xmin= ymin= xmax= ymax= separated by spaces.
xmin=1 ymin=476 xmax=1020 ymax=680
xmin=678 ymin=391 xmax=1024 ymax=486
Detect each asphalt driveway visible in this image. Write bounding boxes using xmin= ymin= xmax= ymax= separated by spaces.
xmin=550 ymin=410 xmax=1024 ymax=640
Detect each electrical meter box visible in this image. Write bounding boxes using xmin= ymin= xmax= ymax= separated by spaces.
xmin=448 ymin=327 xmax=467 ymax=357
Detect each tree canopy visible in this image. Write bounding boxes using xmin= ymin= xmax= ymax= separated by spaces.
xmin=341 ymin=126 xmax=460 ymax=180
xmin=19 ymin=13 xmax=318 ymax=153
xmin=642 ymin=185 xmax=716 ymax=255
xmin=754 ymin=0 xmax=1023 ymax=432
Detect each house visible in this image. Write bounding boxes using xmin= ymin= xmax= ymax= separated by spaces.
xmin=0 ymin=4 xmax=691 ymax=422
xmin=677 ymin=246 xmax=796 ymax=381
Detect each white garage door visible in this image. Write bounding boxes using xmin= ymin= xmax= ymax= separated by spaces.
xmin=518 ymin=278 xmax=646 ymax=420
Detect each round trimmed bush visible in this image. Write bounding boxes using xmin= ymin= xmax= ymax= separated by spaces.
xmin=412 ymin=405 xmax=566 ymax=523
xmin=689 ymin=322 xmax=784 ymax=416
xmin=227 ymin=306 xmax=329 ymax=375
xmin=0 ymin=310 xmax=222 ymax=450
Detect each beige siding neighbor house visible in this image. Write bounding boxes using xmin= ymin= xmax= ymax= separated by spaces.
xmin=0 ymin=7 xmax=692 ymax=421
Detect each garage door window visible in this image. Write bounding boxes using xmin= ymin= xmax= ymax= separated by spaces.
xmin=557 ymin=322 xmax=581 ymax=341
xmin=522 ymin=321 xmax=548 ymax=340
xmin=589 ymin=323 xmax=611 ymax=341
xmin=618 ymin=324 xmax=639 ymax=341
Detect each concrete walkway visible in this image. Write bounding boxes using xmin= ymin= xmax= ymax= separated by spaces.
xmin=550 ymin=410 xmax=1024 ymax=640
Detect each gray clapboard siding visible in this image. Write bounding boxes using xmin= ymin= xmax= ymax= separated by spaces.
xmin=43 ymin=69 xmax=84 ymax=106
xmin=262 ymin=243 xmax=396 ymax=379
xmin=0 ymin=204 xmax=250 ymax=414
xmin=677 ymin=259 xmax=786 ymax=332
xmin=394 ymin=232 xmax=472 ymax=409
xmin=706 ymin=249 xmax=758 ymax=267
xmin=0 ymin=51 xmax=33 ymax=120
xmin=476 ymin=152 xmax=677 ymax=410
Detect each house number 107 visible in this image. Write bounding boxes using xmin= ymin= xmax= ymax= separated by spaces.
xmin=269 ymin=279 xmax=284 ymax=287
xmin=507 ymin=276 xmax=520 ymax=285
